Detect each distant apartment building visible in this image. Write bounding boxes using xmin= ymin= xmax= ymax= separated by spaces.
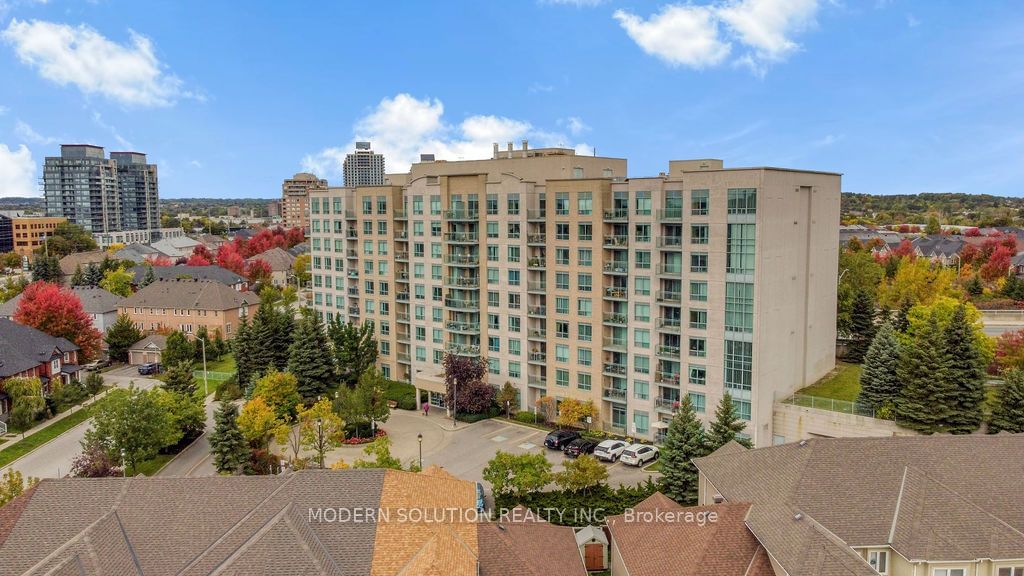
xmin=266 ymin=200 xmax=281 ymax=217
xmin=91 ymin=227 xmax=186 ymax=250
xmin=308 ymin=145 xmax=840 ymax=446
xmin=0 ymin=211 xmax=67 ymax=258
xmin=281 ymin=172 xmax=328 ymax=229
xmin=43 ymin=145 xmax=159 ymax=234
xmin=343 ymin=141 xmax=386 ymax=187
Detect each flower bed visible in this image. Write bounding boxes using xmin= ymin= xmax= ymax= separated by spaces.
xmin=342 ymin=429 xmax=387 ymax=445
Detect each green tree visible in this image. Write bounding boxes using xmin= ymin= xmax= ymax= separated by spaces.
xmin=83 ymin=263 xmax=103 ymax=287
xmin=85 ymin=372 xmax=105 ymax=395
xmin=6 ymin=377 xmax=46 ymax=431
xmin=857 ymin=321 xmax=902 ymax=411
xmin=209 ymin=401 xmax=250 ymax=474
xmin=299 ymin=398 xmax=344 ymax=468
xmin=496 ymin=381 xmax=519 ymax=417
xmin=0 ymin=469 xmax=39 ymax=507
xmin=248 ymin=300 xmax=294 ymax=376
xmin=287 ymin=310 xmax=335 ymax=402
xmin=70 ymin=264 xmax=85 ymax=286
xmin=335 ymin=367 xmax=390 ymax=437
xmin=554 ymin=454 xmax=607 ymax=494
xmin=353 ymin=436 xmax=404 ymax=470
xmin=84 ymin=387 xmax=173 ymax=474
xmin=706 ymin=393 xmax=752 ymax=450
xmin=163 ymin=361 xmax=198 ymax=397
xmin=233 ymin=318 xmax=256 ymax=391
xmin=0 ymin=276 xmax=29 ymax=302
xmin=163 ymin=330 xmax=194 ymax=367
xmin=990 ymin=369 xmax=1024 ymax=434
xmin=896 ymin=312 xmax=954 ymax=433
xmin=237 ymin=396 xmax=281 ymax=447
xmin=482 ymin=451 xmax=553 ymax=499
xmin=251 ymin=368 xmax=301 ymax=419
xmin=31 ymin=254 xmax=61 ymax=283
xmin=140 ymin=264 xmax=156 ymax=287
xmin=659 ymin=395 xmax=707 ymax=504
xmin=894 ymin=299 xmax=912 ymax=333
xmin=105 ymin=313 xmax=142 ymax=362
xmin=99 ymin=266 xmax=133 ymax=297
xmin=943 ymin=304 xmax=986 ymax=434
xmin=211 ymin=329 xmax=226 ymax=360
xmin=967 ymin=275 xmax=984 ymax=296
xmin=837 ymin=250 xmax=885 ymax=335
xmin=327 ymin=318 xmax=378 ymax=386
xmin=38 ymin=223 xmax=97 ymax=257
xmin=847 ymin=289 xmax=877 ymax=363
xmin=292 ymin=253 xmax=311 ymax=285
xmin=152 ymin=388 xmax=206 ymax=446
xmin=1003 ymin=274 xmax=1024 ymax=301
xmin=925 ymin=215 xmax=941 ymax=235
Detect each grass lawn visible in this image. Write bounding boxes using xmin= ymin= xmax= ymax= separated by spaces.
xmin=191 ymin=354 xmax=237 ymax=400
xmin=643 ymin=460 xmax=663 ymax=472
xmin=0 ymin=393 xmax=112 ymax=469
xmin=797 ymin=362 xmax=862 ymax=402
xmin=132 ymin=453 xmax=175 ymax=476
xmin=203 ymin=355 xmax=236 ymax=374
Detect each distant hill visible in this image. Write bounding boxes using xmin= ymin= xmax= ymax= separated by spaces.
xmin=842 ymin=192 xmax=1024 ymax=227
xmin=0 ymin=197 xmax=44 ymax=212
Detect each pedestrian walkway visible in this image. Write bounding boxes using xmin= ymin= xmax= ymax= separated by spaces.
xmin=0 ymin=388 xmax=111 ymax=453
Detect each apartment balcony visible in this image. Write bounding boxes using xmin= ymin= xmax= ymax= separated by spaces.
xmin=446 ymin=343 xmax=481 ymax=356
xmin=447 ymin=321 xmax=480 ymax=335
xmin=397 ymin=352 xmax=411 ymax=363
xmin=396 ymin=292 xmax=410 ymax=302
xmin=656 ymin=264 xmax=682 ymax=276
xmin=657 ymin=318 xmax=682 ymax=333
xmin=527 ymin=306 xmax=547 ymax=318
xmin=445 ymin=276 xmax=480 ymax=289
xmin=445 ymin=298 xmax=480 ymax=311
xmin=347 ymin=270 xmax=359 ymax=278
xmin=656 ymin=371 xmax=681 ymax=387
xmin=347 ymin=250 xmax=358 ymax=259
xmin=396 ymin=312 xmax=410 ymax=323
xmin=655 ymin=397 xmax=681 ymax=412
xmin=527 ymin=258 xmax=546 ymax=270
xmin=527 ymin=234 xmax=547 ymax=245
xmin=657 ymin=208 xmax=683 ymax=222
xmin=602 ymin=336 xmax=627 ymax=351
xmin=346 ymin=229 xmax=358 ymax=238
xmin=527 ymin=328 xmax=547 ymax=341
xmin=345 ymin=210 xmax=356 ymax=220
xmin=348 ymin=306 xmax=360 ymax=316
xmin=528 ymin=352 xmax=547 ymax=364
xmin=444 ymin=232 xmax=478 ymax=243
xmin=603 ymin=387 xmax=627 ymax=401
xmin=603 ymin=209 xmax=628 ymax=222
xmin=391 ymin=252 xmax=407 ymax=262
xmin=656 ymin=290 xmax=682 ymax=303
xmin=527 ymin=281 xmax=547 ymax=293
xmin=658 ymin=236 xmax=684 ymax=249
xmin=603 ymin=235 xmax=628 ymax=248
xmin=396 ymin=332 xmax=411 ymax=344
xmin=602 ymin=362 xmax=626 ymax=376
xmin=527 ymin=377 xmax=546 ymax=389
xmin=657 ymin=345 xmax=681 ymax=358
xmin=603 ymin=287 xmax=627 ymax=301
xmin=445 ymin=209 xmax=479 ymax=221
xmin=396 ymin=271 xmax=409 ymax=283
xmin=445 ymin=254 xmax=480 ymax=266
xmin=602 ymin=262 xmax=628 ymax=275
xmin=603 ymin=313 xmax=628 ymax=326
xmin=347 ymin=287 xmax=358 ymax=296
xmin=395 ymin=230 xmax=409 ymax=240
xmin=526 ymin=209 xmax=546 ymax=221
xmin=394 ymin=209 xmax=408 ymax=220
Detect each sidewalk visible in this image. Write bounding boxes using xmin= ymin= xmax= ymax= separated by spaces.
xmin=0 ymin=388 xmax=112 ymax=453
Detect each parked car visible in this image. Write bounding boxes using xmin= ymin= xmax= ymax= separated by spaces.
xmin=137 ymin=362 xmax=162 ymax=375
xmin=84 ymin=357 xmax=110 ymax=371
xmin=563 ymin=438 xmax=598 ymax=458
xmin=619 ymin=444 xmax=659 ymax=467
xmin=544 ymin=430 xmax=580 ymax=450
xmin=593 ymin=439 xmax=629 ymax=462
xmin=476 ymin=482 xmax=485 ymax=512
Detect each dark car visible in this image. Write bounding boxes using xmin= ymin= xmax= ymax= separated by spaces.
xmin=544 ymin=430 xmax=580 ymax=450
xmin=137 ymin=362 xmax=161 ymax=375
xmin=563 ymin=438 xmax=598 ymax=458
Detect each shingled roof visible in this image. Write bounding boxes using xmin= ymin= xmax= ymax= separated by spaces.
xmin=478 ymin=512 xmax=586 ymax=576
xmin=0 ymin=286 xmax=123 ymax=319
xmin=246 ymin=247 xmax=295 ymax=272
xmin=120 ymin=279 xmax=259 ymax=311
xmin=0 ymin=318 xmax=79 ymax=378
xmin=693 ymin=435 xmax=1024 ymax=575
xmin=0 ymin=469 xmax=483 ymax=576
xmin=128 ymin=265 xmax=245 ymax=287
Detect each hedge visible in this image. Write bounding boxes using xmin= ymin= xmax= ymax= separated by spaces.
xmin=493 ymin=479 xmax=662 ymax=526
xmin=384 ymin=380 xmax=417 ymax=410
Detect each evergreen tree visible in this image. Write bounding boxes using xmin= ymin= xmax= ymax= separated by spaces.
xmin=233 ymin=318 xmax=256 ymax=394
xmin=247 ymin=303 xmax=278 ymax=378
xmin=1004 ymin=274 xmax=1024 ymax=301
xmin=211 ymin=329 xmax=225 ymax=360
xmin=31 ymin=254 xmax=61 ymax=283
xmin=659 ymin=395 xmax=708 ymax=505
xmin=194 ymin=326 xmax=211 ymax=364
xmin=847 ymin=289 xmax=877 ymax=363
xmin=163 ymin=330 xmax=194 ymax=367
xmin=83 ymin=263 xmax=103 ymax=287
xmin=327 ymin=317 xmax=379 ymax=387
xmin=943 ymin=304 xmax=986 ymax=434
xmin=896 ymin=312 xmax=954 ymax=433
xmin=990 ymin=369 xmax=1024 ymax=434
xmin=163 ymin=361 xmax=198 ymax=396
xmin=269 ymin=303 xmax=295 ymax=371
xmin=894 ymin=299 xmax=912 ymax=333
xmin=857 ymin=321 xmax=902 ymax=411
xmin=966 ymin=275 xmax=984 ymax=296
xmin=105 ymin=313 xmax=143 ymax=362
xmin=287 ymin=310 xmax=336 ymax=402
xmin=140 ymin=264 xmax=155 ymax=287
xmin=209 ymin=401 xmax=250 ymax=474
xmin=70 ymin=264 xmax=84 ymax=286
xmin=706 ymin=393 xmax=752 ymax=450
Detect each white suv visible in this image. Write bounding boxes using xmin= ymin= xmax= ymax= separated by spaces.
xmin=593 ymin=440 xmax=628 ymax=462
xmin=619 ymin=444 xmax=659 ymax=467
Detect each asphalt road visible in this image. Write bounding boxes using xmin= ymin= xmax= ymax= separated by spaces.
xmin=158 ymin=399 xmax=222 ymax=477
xmin=0 ymin=366 xmax=162 ymax=479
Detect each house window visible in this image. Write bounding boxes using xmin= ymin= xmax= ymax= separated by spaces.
xmin=51 ymin=358 xmax=60 ymax=372
xmin=933 ymin=570 xmax=965 ymax=576
xmin=688 ymin=365 xmax=706 ymax=386
xmin=997 ymin=568 xmax=1024 ymax=576
xmin=727 ymin=188 xmax=757 ymax=214
xmin=691 ymin=189 xmax=709 ymax=216
xmin=868 ymin=551 xmax=888 ymax=575
xmin=690 ymin=224 xmax=709 ymax=245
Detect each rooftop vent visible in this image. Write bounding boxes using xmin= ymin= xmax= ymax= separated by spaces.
xmin=420 ymin=154 xmax=435 ymax=162
xmin=794 ymin=513 xmax=803 ymax=521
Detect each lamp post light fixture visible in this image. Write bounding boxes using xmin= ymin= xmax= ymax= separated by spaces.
xmin=452 ymin=378 xmax=457 ymax=429
xmin=121 ymin=448 xmax=126 ymax=477
xmin=505 ymin=399 xmax=510 ymax=420
xmin=417 ymin=433 xmax=423 ymax=470
xmin=316 ymin=417 xmax=324 ymax=469
xmin=199 ymin=336 xmax=209 ymax=397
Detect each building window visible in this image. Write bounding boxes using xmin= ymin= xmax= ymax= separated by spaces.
xmin=691 ymin=189 xmax=709 ymax=216
xmin=577 ymin=298 xmax=592 ymax=317
xmin=688 ymin=365 xmax=706 ymax=386
xmin=578 ymin=223 xmax=592 ymax=241
xmin=634 ymin=329 xmax=650 ymax=349
xmin=727 ymin=188 xmax=757 ymax=214
xmin=690 ymin=252 xmax=708 ymax=273
xmin=578 ymin=274 xmax=593 ymax=292
xmin=578 ymin=192 xmax=592 ymax=215
xmin=578 ymin=348 xmax=592 ymax=367
xmin=635 ymin=251 xmax=651 ymax=269
xmin=725 ymin=282 xmax=754 ymax=333
xmin=724 ymin=340 xmax=753 ymax=392
xmin=868 ymin=551 xmax=888 ymax=575
xmin=555 ymin=193 xmax=570 ymax=215
xmin=556 ymin=345 xmax=569 ymax=363
xmin=508 ymin=194 xmax=520 ymax=215
xmin=577 ymin=373 xmax=591 ymax=390
xmin=633 ymin=410 xmax=649 ymax=433
xmin=486 ymin=194 xmax=498 ymax=215
xmin=556 ymin=272 xmax=569 ymax=290
xmin=556 ymin=321 xmax=569 ymax=339
xmin=556 ymin=223 xmax=570 ymax=240
xmin=634 ymin=303 xmax=650 ymax=322
xmin=727 ymin=224 xmax=756 ymax=274
xmin=635 ymin=191 xmax=652 ymax=216
xmin=688 ymin=338 xmax=706 ymax=358
xmin=690 ymin=224 xmax=709 ymax=245
xmin=556 ymin=369 xmax=569 ymax=387
xmin=689 ymin=309 xmax=707 ymax=330
xmin=578 ymin=249 xmax=592 ymax=266
xmin=635 ymin=224 xmax=651 ymax=243
xmin=509 ymin=361 xmax=521 ymax=378
xmin=556 ymin=297 xmax=569 ymax=314
xmin=578 ymin=324 xmax=592 ymax=342
xmin=555 ymin=248 xmax=570 ymax=266
xmin=688 ymin=392 xmax=706 ymax=413
xmin=635 ymin=276 xmax=651 ymax=296
xmin=487 ymin=221 xmax=499 ymax=238
xmin=635 ymin=355 xmax=650 ymax=374
xmin=690 ymin=281 xmax=708 ymax=302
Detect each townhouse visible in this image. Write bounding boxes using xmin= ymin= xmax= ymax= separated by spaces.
xmin=118 ymin=278 xmax=259 ymax=338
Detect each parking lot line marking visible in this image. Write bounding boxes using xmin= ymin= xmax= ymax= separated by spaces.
xmin=491 ymin=435 xmax=507 ymax=442
xmin=518 ymin=442 xmax=536 ymax=450
xmin=482 ymin=426 xmax=514 ymax=439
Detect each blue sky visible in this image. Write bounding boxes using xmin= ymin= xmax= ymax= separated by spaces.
xmin=0 ymin=0 xmax=1022 ymax=199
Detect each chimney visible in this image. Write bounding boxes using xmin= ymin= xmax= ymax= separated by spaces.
xmin=507 ymin=141 xmax=513 ymax=156
xmin=493 ymin=143 xmax=499 ymax=159
xmin=521 ymin=139 xmax=529 ymax=158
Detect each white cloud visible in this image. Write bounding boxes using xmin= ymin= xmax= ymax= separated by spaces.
xmin=528 ymin=82 xmax=554 ymax=94
xmin=302 ymin=93 xmax=592 ymax=178
xmin=14 ymin=120 xmax=59 ymax=145
xmin=811 ymin=133 xmax=844 ymax=147
xmin=561 ymin=116 xmax=590 ymax=136
xmin=0 ymin=143 xmax=37 ymax=197
xmin=906 ymin=13 xmax=920 ymax=28
xmin=614 ymin=0 xmax=820 ymax=73
xmin=614 ymin=5 xmax=731 ymax=68
xmin=189 ymin=159 xmax=202 ymax=168
xmin=90 ymin=111 xmax=133 ymax=149
xmin=1 ymin=19 xmax=195 ymax=107
xmin=0 ymin=105 xmax=8 ymax=115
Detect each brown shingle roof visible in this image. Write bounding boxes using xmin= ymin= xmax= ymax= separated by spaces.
xmin=246 ymin=247 xmax=295 ymax=272
xmin=120 ymin=279 xmax=259 ymax=311
xmin=478 ymin=521 xmax=586 ymax=576
xmin=57 ymin=250 xmax=107 ymax=276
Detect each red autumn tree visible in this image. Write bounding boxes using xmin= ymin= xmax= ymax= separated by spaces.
xmin=186 ymin=252 xmax=211 ymax=266
xmin=285 ymin=227 xmax=304 ymax=247
xmin=892 ymin=239 xmax=916 ymax=259
xmin=897 ymin=224 xmax=910 ymax=233
xmin=981 ymin=245 xmax=1013 ymax=282
xmin=964 ymin=227 xmax=981 ymax=237
xmin=190 ymin=244 xmax=214 ymax=264
xmin=442 ymin=353 xmax=494 ymax=414
xmin=245 ymin=259 xmax=272 ymax=283
xmin=960 ymin=243 xmax=980 ymax=266
xmin=14 ymin=281 xmax=103 ymax=361
xmin=993 ymin=329 xmax=1024 ymax=374
xmin=145 ymin=254 xmax=174 ymax=267
xmin=216 ymin=243 xmax=246 ymax=275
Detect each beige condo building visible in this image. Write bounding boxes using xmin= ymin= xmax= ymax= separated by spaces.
xmin=308 ymin=144 xmax=840 ymax=446
xmin=281 ymin=172 xmax=328 ymax=230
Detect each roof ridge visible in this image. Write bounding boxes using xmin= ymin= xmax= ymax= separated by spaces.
xmin=887 ymin=466 xmax=909 ymax=545
xmin=283 ymin=503 xmax=344 ymax=576
xmin=112 ymin=509 xmax=145 ymax=575
xmin=204 ymin=502 xmax=294 ymax=575
xmin=393 ymin=523 xmax=480 ymax=576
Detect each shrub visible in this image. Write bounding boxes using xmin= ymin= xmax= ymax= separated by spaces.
xmin=215 ymin=374 xmax=242 ymax=401
xmin=384 ymin=379 xmax=417 ymax=410
xmin=456 ymin=405 xmax=500 ymax=423
xmin=493 ymin=479 xmax=661 ymax=526
xmin=514 ymin=411 xmax=541 ymax=425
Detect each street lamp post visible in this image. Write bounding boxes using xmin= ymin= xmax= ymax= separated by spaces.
xmin=199 ymin=337 xmax=209 ymax=397
xmin=417 ymin=433 xmax=423 ymax=470
xmin=121 ymin=448 xmax=126 ymax=477
xmin=316 ymin=418 xmax=324 ymax=469
xmin=505 ymin=399 xmax=510 ymax=420
xmin=452 ymin=378 xmax=457 ymax=429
